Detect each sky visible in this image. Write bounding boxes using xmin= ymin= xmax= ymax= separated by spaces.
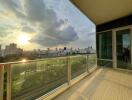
xmin=0 ymin=0 xmax=96 ymax=50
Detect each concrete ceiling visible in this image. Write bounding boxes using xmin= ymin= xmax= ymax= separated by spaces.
xmin=71 ymin=0 xmax=132 ymax=25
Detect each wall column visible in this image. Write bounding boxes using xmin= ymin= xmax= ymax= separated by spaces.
xmin=112 ymin=30 xmax=117 ymax=68
xmin=130 ymin=27 xmax=132 ymax=68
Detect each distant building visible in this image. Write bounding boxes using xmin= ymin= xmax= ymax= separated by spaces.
xmin=77 ymin=47 xmax=96 ymax=54
xmin=4 ymin=43 xmax=23 ymax=56
xmin=47 ymin=48 xmax=50 ymax=51
xmin=55 ymin=48 xmax=58 ymax=51
xmin=78 ymin=49 xmax=87 ymax=54
xmin=86 ymin=46 xmax=96 ymax=54
xmin=23 ymin=50 xmax=35 ymax=57
xmin=1 ymin=49 xmax=5 ymax=57
xmin=64 ymin=47 xmax=67 ymax=50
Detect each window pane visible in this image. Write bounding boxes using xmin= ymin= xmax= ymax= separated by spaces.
xmin=97 ymin=31 xmax=112 ymax=59
xmin=116 ymin=29 xmax=131 ymax=70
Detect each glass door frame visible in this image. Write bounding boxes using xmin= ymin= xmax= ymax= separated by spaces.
xmin=112 ymin=25 xmax=132 ymax=69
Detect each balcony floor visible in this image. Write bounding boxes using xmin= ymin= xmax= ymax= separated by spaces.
xmin=53 ymin=67 xmax=132 ymax=100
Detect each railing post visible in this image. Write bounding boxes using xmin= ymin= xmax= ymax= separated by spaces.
xmin=6 ymin=64 xmax=12 ymax=100
xmin=0 ymin=65 xmax=4 ymax=100
xmin=67 ymin=56 xmax=71 ymax=85
xmin=87 ymin=54 xmax=90 ymax=73
xmin=96 ymin=54 xmax=98 ymax=67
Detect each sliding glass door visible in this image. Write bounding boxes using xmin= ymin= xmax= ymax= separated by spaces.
xmin=97 ymin=31 xmax=112 ymax=67
xmin=116 ymin=29 xmax=131 ymax=69
xmin=97 ymin=27 xmax=132 ymax=69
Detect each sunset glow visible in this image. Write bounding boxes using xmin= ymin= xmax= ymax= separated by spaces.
xmin=22 ymin=59 xmax=27 ymax=62
xmin=18 ymin=34 xmax=30 ymax=45
xmin=0 ymin=0 xmax=95 ymax=50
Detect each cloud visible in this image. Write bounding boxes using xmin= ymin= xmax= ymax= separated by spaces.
xmin=0 ymin=27 xmax=10 ymax=37
xmin=30 ymin=36 xmax=68 ymax=47
xmin=0 ymin=0 xmax=79 ymax=47
xmin=23 ymin=0 xmax=78 ymax=47
xmin=22 ymin=25 xmax=35 ymax=33
xmin=0 ymin=24 xmax=15 ymax=37
xmin=0 ymin=0 xmax=25 ymax=18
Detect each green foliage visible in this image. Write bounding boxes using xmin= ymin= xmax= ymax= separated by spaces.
xmin=11 ymin=59 xmax=67 ymax=98
xmin=6 ymin=55 xmax=96 ymax=99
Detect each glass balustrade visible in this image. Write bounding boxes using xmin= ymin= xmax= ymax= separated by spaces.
xmin=0 ymin=54 xmax=97 ymax=100
xmin=71 ymin=55 xmax=87 ymax=79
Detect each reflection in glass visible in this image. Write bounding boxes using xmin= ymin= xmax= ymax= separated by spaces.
xmin=116 ymin=29 xmax=131 ymax=69
xmin=97 ymin=31 xmax=112 ymax=67
xmin=11 ymin=58 xmax=67 ymax=100
xmin=71 ymin=55 xmax=87 ymax=79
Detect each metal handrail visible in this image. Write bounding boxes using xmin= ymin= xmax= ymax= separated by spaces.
xmin=0 ymin=54 xmax=96 ymax=65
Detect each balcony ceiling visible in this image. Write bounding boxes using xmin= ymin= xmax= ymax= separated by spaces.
xmin=71 ymin=0 xmax=132 ymax=25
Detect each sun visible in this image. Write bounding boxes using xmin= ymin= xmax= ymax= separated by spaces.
xmin=18 ymin=34 xmax=30 ymax=45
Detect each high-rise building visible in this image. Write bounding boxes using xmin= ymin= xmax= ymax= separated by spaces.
xmin=4 ymin=43 xmax=23 ymax=56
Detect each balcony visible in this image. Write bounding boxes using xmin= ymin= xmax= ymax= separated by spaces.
xmin=0 ymin=54 xmax=97 ymax=100
xmin=53 ymin=67 xmax=132 ymax=100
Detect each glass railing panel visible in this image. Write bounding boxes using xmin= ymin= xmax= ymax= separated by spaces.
xmin=11 ymin=57 xmax=67 ymax=100
xmin=88 ymin=54 xmax=97 ymax=70
xmin=71 ymin=55 xmax=87 ymax=79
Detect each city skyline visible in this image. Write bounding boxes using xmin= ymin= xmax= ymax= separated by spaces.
xmin=0 ymin=0 xmax=95 ymax=50
xmin=0 ymin=42 xmax=95 ymax=51
xmin=0 ymin=42 xmax=96 ymax=62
